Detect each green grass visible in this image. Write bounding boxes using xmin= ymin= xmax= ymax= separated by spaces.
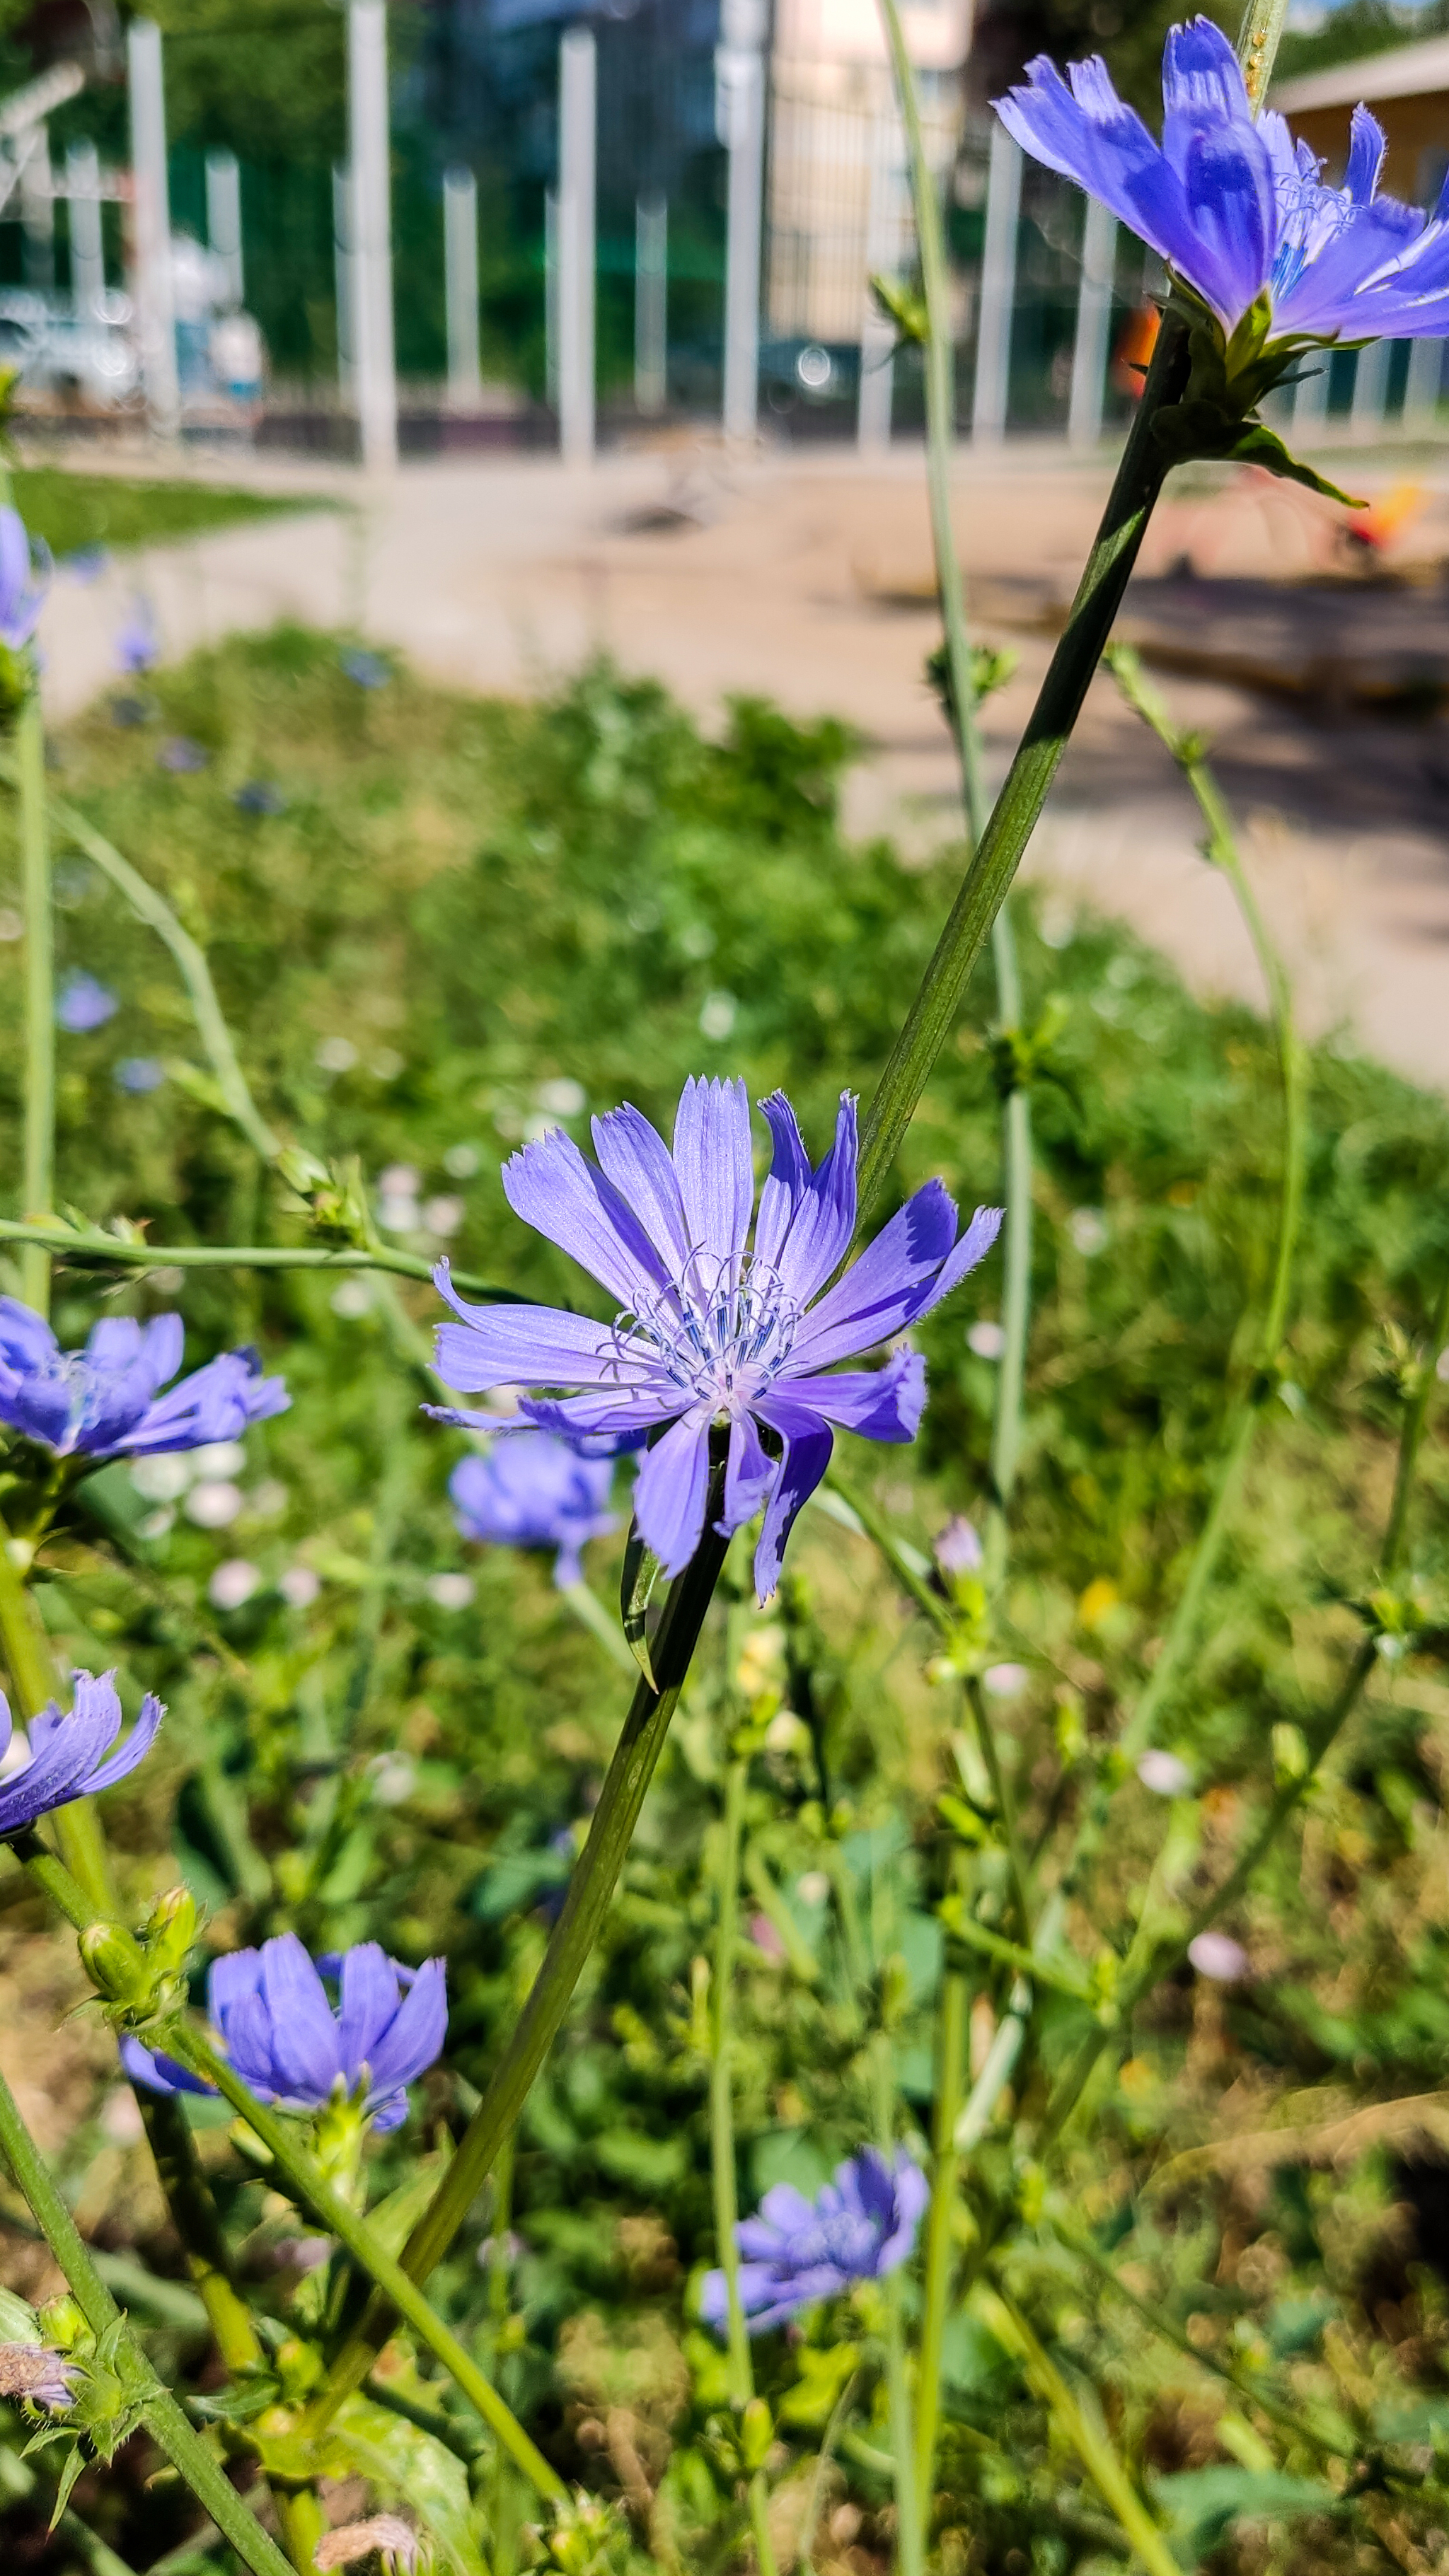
xmin=2 ymin=628 xmax=1449 ymax=2571
xmin=11 ymin=464 xmax=329 ymax=560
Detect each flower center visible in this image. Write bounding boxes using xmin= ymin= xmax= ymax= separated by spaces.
xmin=609 ymin=1253 xmax=800 ymax=1417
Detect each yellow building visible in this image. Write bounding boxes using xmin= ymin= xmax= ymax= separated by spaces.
xmin=1272 ymin=32 xmax=1449 ymax=202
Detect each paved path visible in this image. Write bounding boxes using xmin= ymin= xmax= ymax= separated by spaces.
xmin=29 ymin=431 xmax=1449 ymax=1093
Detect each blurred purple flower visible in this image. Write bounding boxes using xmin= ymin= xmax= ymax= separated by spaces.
xmin=935 ymin=1515 xmax=983 ymax=1576
xmin=123 ymin=1934 xmax=447 ymax=2131
xmin=0 ymin=1670 xmax=162 ymax=1840
xmin=158 ymin=736 xmax=207 ymax=774
xmin=62 ymin=545 xmax=108 ymax=584
xmin=450 ymin=1432 xmax=616 ymax=1588
xmin=1188 ymin=1930 xmax=1249 ymax=1981
xmin=340 ymin=646 xmax=390 ymax=689
xmin=700 ymin=2148 xmax=928 ymax=2333
xmin=0 ymin=2341 xmax=81 ymax=2412
xmin=432 ymin=1079 xmax=1000 ymax=1603
xmin=233 ymin=780 xmax=287 ymax=816
xmin=0 ymin=509 xmax=47 ymax=651
xmin=1138 ymin=1748 xmax=1192 ymax=1796
xmin=997 ymin=16 xmax=1449 ymax=341
xmin=56 ymin=972 xmax=117 ymax=1033
xmin=113 ymin=1056 xmax=166 ymax=1095
xmin=0 ymin=1304 xmax=289 ymax=1461
xmin=115 ymin=597 xmax=158 ymax=675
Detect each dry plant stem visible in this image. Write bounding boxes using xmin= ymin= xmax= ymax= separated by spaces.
xmin=710 ymin=1751 xmax=779 ymax=2576
xmin=976 ymin=2287 xmax=1181 ymax=2576
xmin=0 ymin=1500 xmax=113 ymax=1909
xmin=309 ymin=1511 xmax=733 ymax=2427
xmin=18 ymin=692 xmax=54 ymax=1314
xmin=0 ymin=2057 xmax=295 ymax=2576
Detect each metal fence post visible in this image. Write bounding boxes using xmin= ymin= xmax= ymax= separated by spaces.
xmin=858 ymin=105 xmax=899 ymax=452
xmin=66 ymin=139 xmax=105 ymax=320
xmin=21 ymin=127 xmax=54 ymax=290
xmin=1349 ymin=336 xmax=1390 ymax=439
xmin=558 ymin=27 xmax=596 ymax=465
xmin=127 ymin=19 xmax=180 ymax=439
xmin=206 ymin=149 xmax=243 ymax=306
xmin=444 ymin=164 xmax=482 ymax=406
xmin=1293 ymin=342 xmax=1330 ymax=437
xmin=333 ymin=162 xmax=354 ymax=403
xmin=1404 ymin=333 xmax=1443 ymax=427
xmin=972 ymin=121 xmax=1020 ymax=443
xmin=347 ymin=0 xmax=397 ymax=474
xmin=1067 ymin=192 xmax=1114 ymax=450
xmin=635 ymin=192 xmax=667 ymax=415
xmin=717 ymin=0 xmax=765 ymax=442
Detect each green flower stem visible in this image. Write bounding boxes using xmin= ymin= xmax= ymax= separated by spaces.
xmin=870 ymin=2034 xmax=923 ymax=2576
xmin=0 ymin=1502 xmax=114 ymax=1911
xmin=1237 ymin=0 xmax=1292 ymax=105
xmin=974 ymin=2286 xmax=1181 ymax=2576
xmin=989 ymin=951 xmax=1034 ymax=1526
xmin=0 ymin=1214 xmax=514 ymax=1302
xmin=156 ymin=2024 xmax=567 ymax=2507
xmin=965 ymin=1674 xmax=1033 ymax=1941
xmin=710 ymin=1750 xmax=779 ymax=2576
xmin=954 ymin=1973 xmax=1031 ymax=2153
xmin=17 ymin=693 xmax=54 ymax=1316
xmin=914 ymin=1949 xmax=967 ymax=2499
xmin=134 ymin=2092 xmax=262 ymax=2376
xmin=308 ymin=1509 xmax=734 ymax=2429
xmin=0 ymin=766 xmax=280 ymax=1165
xmin=1383 ymin=1253 xmax=1449 ymax=1575
xmin=0 ymin=2056 xmax=295 ymax=2576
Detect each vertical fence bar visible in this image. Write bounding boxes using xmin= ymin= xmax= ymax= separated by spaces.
xmin=972 ymin=121 xmax=1020 ymax=443
xmin=1349 ymin=336 xmax=1390 ymax=439
xmin=444 ymin=165 xmax=482 ymax=407
xmin=348 ymin=0 xmax=397 ymax=474
xmin=66 ymin=140 xmax=104 ymax=319
xmin=858 ymin=104 xmax=899 ymax=452
xmin=1068 ymin=192 xmax=1114 ymax=451
xmin=206 ymin=149 xmax=243 ymax=306
xmin=635 ymin=192 xmax=667 ymax=416
xmin=333 ymin=161 xmax=354 ymax=404
xmin=127 ymin=18 xmax=180 ymax=439
xmin=718 ymin=0 xmax=765 ymax=441
xmin=558 ymin=28 xmax=596 ymax=465
xmin=1293 ymin=342 xmax=1330 ymax=437
xmin=1404 ymin=333 xmax=1443 ymax=428
xmin=544 ymin=186 xmax=559 ymax=413
xmin=21 ymin=128 xmax=54 ymax=291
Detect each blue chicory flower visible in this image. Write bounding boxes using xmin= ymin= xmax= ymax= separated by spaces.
xmin=450 ymin=1431 xmax=617 ymax=1589
xmin=115 ymin=597 xmax=158 ymax=676
xmin=996 ymin=16 xmax=1449 ymax=343
xmin=0 ymin=1669 xmax=163 ymax=1840
xmin=56 ymin=972 xmax=118 ymax=1033
xmin=233 ymin=780 xmax=287 ymax=816
xmin=0 ymin=1304 xmax=289 ymax=1461
xmin=122 ymin=1934 xmax=448 ymax=2132
xmin=700 ymin=2149 xmax=929 ymax=2333
xmin=158 ymin=736 xmax=207 ymax=774
xmin=113 ymin=1056 xmax=166 ymax=1095
xmin=0 ymin=509 xmax=47 ymax=652
xmin=431 ymin=1078 xmax=1000 ymax=1603
xmin=340 ymin=646 xmax=390 ymax=689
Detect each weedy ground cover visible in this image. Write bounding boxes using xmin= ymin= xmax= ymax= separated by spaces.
xmin=2 ymin=628 xmax=1449 ymax=2571
xmin=9 ymin=470 xmax=325 ymax=563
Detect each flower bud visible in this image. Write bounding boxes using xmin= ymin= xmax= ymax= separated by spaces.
xmin=79 ymin=1922 xmax=148 ymax=2009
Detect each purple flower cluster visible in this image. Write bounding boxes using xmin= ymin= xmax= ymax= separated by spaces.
xmin=0 ymin=1671 xmax=163 ymax=1840
xmin=997 ymin=16 xmax=1449 ymax=342
xmin=57 ymin=973 xmax=118 ymax=1034
xmin=432 ymin=1078 xmax=999 ymax=1602
xmin=0 ymin=1306 xmax=288 ymax=1463
xmin=450 ymin=1431 xmax=617 ymax=1588
xmin=125 ymin=1934 xmax=447 ymax=2132
xmin=701 ymin=2149 xmax=928 ymax=2333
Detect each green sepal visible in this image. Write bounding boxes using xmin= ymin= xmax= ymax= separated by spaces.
xmin=1151 ymin=283 xmax=1368 ymax=508
xmin=620 ymin=1519 xmax=665 ymax=1688
xmin=869 ymin=270 xmax=928 ymax=347
xmin=1218 ymin=419 xmax=1368 ymax=509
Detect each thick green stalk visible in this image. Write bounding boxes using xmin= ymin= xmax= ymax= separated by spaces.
xmin=712 ymin=1756 xmax=755 ymax=2408
xmin=308 ymin=1508 xmax=732 ymax=2425
xmin=0 ymin=1214 xmax=514 ymax=1302
xmin=976 ymin=2287 xmax=1180 ymax=2576
xmin=1237 ymin=0 xmax=1291 ymax=105
xmin=710 ymin=1751 xmax=778 ymax=2576
xmin=17 ymin=692 xmax=53 ymax=1316
xmin=0 ymin=1502 xmax=113 ymax=1910
xmin=0 ymin=2058 xmax=294 ymax=2576
xmin=871 ymin=2036 xmax=923 ymax=2576
xmin=914 ymin=1956 xmax=967 ymax=2497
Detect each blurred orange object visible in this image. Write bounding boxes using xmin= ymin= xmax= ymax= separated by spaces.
xmin=1346 ymin=480 xmax=1426 ymax=553
xmin=1112 ymin=303 xmax=1160 ymax=398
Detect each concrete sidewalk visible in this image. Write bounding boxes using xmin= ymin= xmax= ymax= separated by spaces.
xmin=30 ymin=433 xmax=1449 ymax=1094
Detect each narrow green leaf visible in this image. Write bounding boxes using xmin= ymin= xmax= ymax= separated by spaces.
xmin=620 ymin=1518 xmax=665 ymax=1688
